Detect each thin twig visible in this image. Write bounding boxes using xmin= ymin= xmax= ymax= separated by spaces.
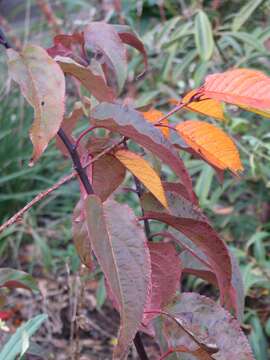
xmin=0 ymin=139 xmax=124 ymax=233
xmin=153 ymin=102 xmax=187 ymax=125
xmin=74 ymin=126 xmax=97 ymax=150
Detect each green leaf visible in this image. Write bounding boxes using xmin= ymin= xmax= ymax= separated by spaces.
xmin=232 ymin=0 xmax=264 ymax=32
xmin=194 ymin=10 xmax=214 ymax=61
xmin=0 ymin=314 xmax=47 ymax=360
xmin=0 ymin=268 xmax=39 ymax=293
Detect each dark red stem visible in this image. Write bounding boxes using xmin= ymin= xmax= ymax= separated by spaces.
xmin=57 ymin=128 xmax=94 ymax=195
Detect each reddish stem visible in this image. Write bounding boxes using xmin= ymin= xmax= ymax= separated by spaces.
xmin=155 ymin=123 xmax=177 ymax=132
xmin=74 ymin=126 xmax=97 ymax=150
xmin=153 ymin=102 xmax=186 ymax=125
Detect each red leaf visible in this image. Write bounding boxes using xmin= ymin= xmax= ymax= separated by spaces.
xmin=91 ymin=154 xmax=126 ymax=201
xmin=163 ymin=293 xmax=255 ymax=360
xmin=56 ymin=57 xmax=116 ymax=102
xmin=202 ymin=68 xmax=270 ymax=109
xmin=84 ymin=195 xmax=151 ymax=359
xmin=172 ymin=231 xmax=244 ymax=320
xmin=91 ymin=102 xmax=195 ymax=203
xmin=143 ymin=243 xmax=181 ymax=326
xmin=114 ymin=25 xmax=148 ymax=77
xmin=47 ymin=32 xmax=88 ymax=66
xmin=141 ymin=189 xmax=233 ymax=309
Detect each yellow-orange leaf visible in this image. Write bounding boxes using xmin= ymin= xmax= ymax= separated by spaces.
xmin=176 ymin=120 xmax=243 ymax=175
xmin=169 ymin=89 xmax=224 ymax=121
xmin=142 ymin=109 xmax=169 ymax=138
xmin=202 ymin=68 xmax=270 ymax=110
xmin=184 ymin=89 xmax=225 ymax=121
xmin=114 ymin=149 xmax=168 ymax=208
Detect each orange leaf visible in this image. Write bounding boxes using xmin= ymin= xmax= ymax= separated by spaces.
xmin=176 ymin=120 xmax=243 ymax=175
xmin=169 ymin=89 xmax=224 ymax=121
xmin=202 ymin=68 xmax=270 ymax=109
xmin=184 ymin=89 xmax=225 ymax=121
xmin=114 ymin=149 xmax=168 ymax=208
xmin=142 ymin=109 xmax=169 ymax=138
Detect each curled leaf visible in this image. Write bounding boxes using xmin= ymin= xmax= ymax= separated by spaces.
xmin=84 ymin=22 xmax=127 ymax=93
xmin=176 ymin=120 xmax=243 ymax=175
xmin=114 ymin=149 xmax=168 ymax=208
xmin=7 ymin=45 xmax=65 ymax=165
xmin=114 ymin=25 xmax=148 ymax=77
xmin=55 ymin=56 xmax=115 ymax=102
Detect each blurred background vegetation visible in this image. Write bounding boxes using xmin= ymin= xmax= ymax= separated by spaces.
xmin=0 ymin=0 xmax=269 ymax=359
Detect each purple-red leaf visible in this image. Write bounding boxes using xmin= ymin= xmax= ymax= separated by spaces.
xmin=142 ymin=242 xmax=181 ymax=328
xmin=175 ymin=232 xmax=244 ymax=321
xmin=91 ymin=102 xmax=195 ymax=203
xmin=84 ymin=22 xmax=127 ymax=93
xmin=141 ymin=188 xmax=233 ymax=310
xmin=163 ymin=292 xmax=255 ymax=360
xmin=91 ymin=154 xmax=126 ymax=201
xmin=84 ymin=195 xmax=151 ymax=359
xmin=114 ymin=24 xmax=148 ymax=77
xmin=55 ymin=56 xmax=115 ymax=102
xmin=47 ymin=32 xmax=88 ymax=66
